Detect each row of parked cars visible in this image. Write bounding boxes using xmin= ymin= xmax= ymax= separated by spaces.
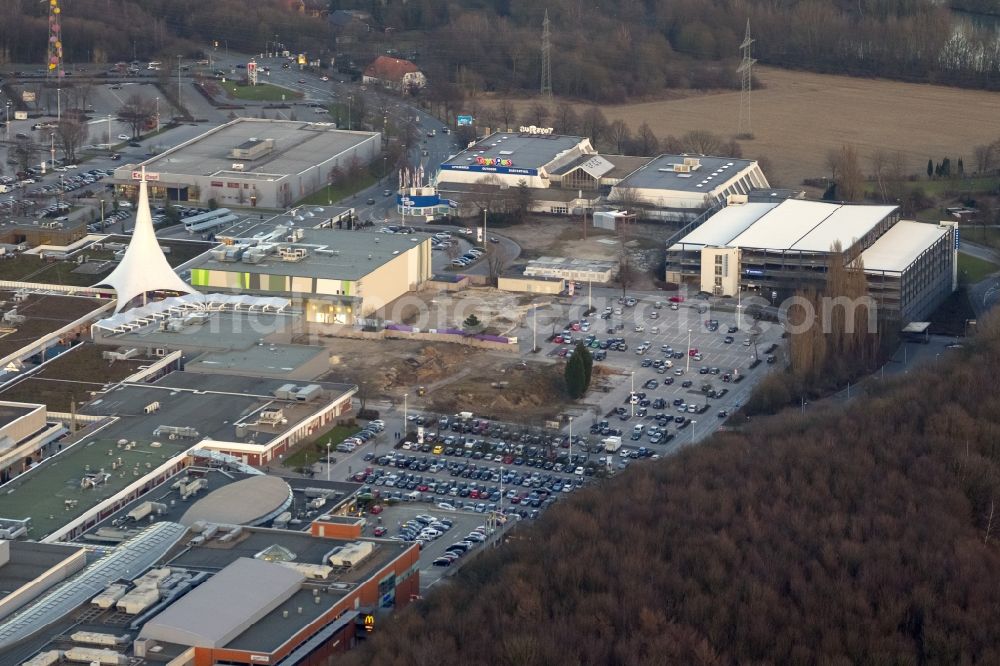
xmin=335 ymin=419 xmax=384 ymax=453
xmin=364 ymin=452 xmax=586 ymax=506
xmin=27 ymin=168 xmax=114 ymax=197
xmin=432 ymin=524 xmax=492 ymax=567
xmin=89 ymin=208 xmax=132 ymax=233
xmin=395 ymin=513 xmax=454 ymax=546
xmin=451 ymin=246 xmax=484 ymax=267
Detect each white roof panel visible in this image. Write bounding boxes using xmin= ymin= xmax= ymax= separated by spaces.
xmin=860 ymin=221 xmax=948 ymax=273
xmin=791 ymin=204 xmax=897 ymax=252
xmin=139 ymin=557 xmax=304 ymax=648
xmin=670 ymin=202 xmax=777 ymax=249
xmin=729 ymin=199 xmax=841 ymax=250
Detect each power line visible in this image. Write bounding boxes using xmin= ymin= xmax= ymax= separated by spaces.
xmin=540 ymin=9 xmax=552 ymax=99
xmin=736 ymin=18 xmax=756 ymax=138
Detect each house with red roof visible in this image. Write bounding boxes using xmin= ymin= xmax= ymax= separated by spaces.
xmin=363 ymin=56 xmax=426 ymax=94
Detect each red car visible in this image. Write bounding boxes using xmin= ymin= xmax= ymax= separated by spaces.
xmin=373 ymin=526 xmax=387 ymax=537
xmin=554 ymin=335 xmax=564 ymax=344
xmin=668 ymin=296 xmax=685 ymax=303
xmin=688 ymin=348 xmax=700 ymax=357
xmin=369 ymin=505 xmax=383 ymax=515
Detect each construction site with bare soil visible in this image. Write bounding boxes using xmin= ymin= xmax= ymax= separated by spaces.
xmin=315 ymin=336 xmax=617 ymax=422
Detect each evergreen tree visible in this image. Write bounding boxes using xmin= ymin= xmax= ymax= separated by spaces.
xmin=576 ymin=342 xmax=594 ymax=388
xmin=463 ymin=314 xmax=480 ymax=329
xmin=927 ymin=159 xmax=933 ymax=179
xmin=958 ymin=158 xmax=965 ymax=176
xmin=564 ymin=351 xmax=587 ymax=399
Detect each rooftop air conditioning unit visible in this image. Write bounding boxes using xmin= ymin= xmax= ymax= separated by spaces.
xmin=673 ymin=164 xmax=691 ymax=173
xmin=231 ymin=163 xmax=245 ymax=171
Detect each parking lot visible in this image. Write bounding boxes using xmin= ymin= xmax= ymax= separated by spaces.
xmin=541 ymin=294 xmax=784 ymax=448
xmin=368 ymin=503 xmax=497 ymax=590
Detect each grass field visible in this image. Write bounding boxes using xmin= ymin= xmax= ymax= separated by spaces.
xmin=958 ymin=253 xmax=1000 ymax=283
xmin=503 ymin=66 xmax=1000 ymax=187
xmin=296 ymin=173 xmax=377 ymax=206
xmin=226 ymin=82 xmax=300 ymax=101
xmin=283 ymin=424 xmax=361 ymax=469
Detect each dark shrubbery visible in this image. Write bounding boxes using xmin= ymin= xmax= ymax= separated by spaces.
xmin=345 ymin=313 xmax=1000 ymax=665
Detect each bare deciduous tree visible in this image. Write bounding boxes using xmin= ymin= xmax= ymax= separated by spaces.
xmin=580 ymin=106 xmax=608 ymax=149
xmin=608 ymin=119 xmax=631 ymax=154
xmin=833 ymin=145 xmax=864 ymax=202
xmin=117 ymin=93 xmax=156 ymax=139
xmin=498 ymin=100 xmax=516 ymax=131
xmin=635 ymin=122 xmax=659 ymax=156
xmin=553 ymin=102 xmax=578 ymax=135
xmin=55 ymin=119 xmax=88 ymax=163
xmin=526 ymin=101 xmax=551 ymax=128
xmin=12 ymin=136 xmax=39 ymax=173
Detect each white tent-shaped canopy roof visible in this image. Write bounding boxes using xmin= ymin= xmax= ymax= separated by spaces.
xmin=96 ymin=174 xmax=198 ymax=312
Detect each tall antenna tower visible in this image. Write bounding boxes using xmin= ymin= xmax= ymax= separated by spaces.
xmin=46 ymin=0 xmax=65 ymax=82
xmin=540 ymin=10 xmax=552 ymax=99
xmin=737 ymin=18 xmax=756 ymax=138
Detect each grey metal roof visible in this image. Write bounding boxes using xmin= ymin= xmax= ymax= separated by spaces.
xmin=441 ymin=132 xmax=588 ymax=171
xmin=139 ymin=557 xmax=305 ymax=648
xmin=179 ymin=475 xmax=293 ymax=527
xmin=615 ymin=154 xmax=757 ymax=193
xmin=134 ymin=119 xmax=379 ymax=179
xmin=0 ymin=521 xmax=187 ymax=651
xmin=191 ymin=228 xmax=431 ymax=281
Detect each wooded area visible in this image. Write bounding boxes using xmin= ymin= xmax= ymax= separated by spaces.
xmin=336 ymin=0 xmax=1000 ymax=101
xmin=0 ymin=0 xmax=332 ymax=66
xmin=345 ymin=311 xmax=1000 ymax=665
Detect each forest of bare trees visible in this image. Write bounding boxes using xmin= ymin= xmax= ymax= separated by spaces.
xmin=344 ymin=309 xmax=1000 ymax=665
xmin=0 ymin=0 xmax=332 ymax=66
xmin=334 ymin=0 xmax=1000 ymax=102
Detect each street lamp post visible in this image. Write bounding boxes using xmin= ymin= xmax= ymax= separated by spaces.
xmin=4 ymin=102 xmax=9 ymax=140
xmin=686 ymin=328 xmax=692 ymax=373
xmin=690 ymin=420 xmax=697 ymax=445
xmin=155 ymin=97 xmax=160 ymax=133
xmin=176 ymin=55 xmax=183 ymax=109
xmin=630 ymin=371 xmax=635 ymax=417
xmin=568 ymin=416 xmax=573 ymax=463
xmin=326 ymin=441 xmax=331 ymax=481
xmin=532 ymin=305 xmax=537 ymax=352
xmin=56 ymin=87 xmax=61 ymax=123
xmin=403 ymin=392 xmax=408 ymax=434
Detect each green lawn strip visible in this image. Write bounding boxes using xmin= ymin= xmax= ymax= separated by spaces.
xmin=282 ymin=424 xmax=361 ymax=469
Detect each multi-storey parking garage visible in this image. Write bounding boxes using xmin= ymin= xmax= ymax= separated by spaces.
xmin=665 ymin=198 xmax=957 ymax=322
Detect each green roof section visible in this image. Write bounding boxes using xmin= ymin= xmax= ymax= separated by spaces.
xmin=0 ymin=435 xmax=192 ymax=540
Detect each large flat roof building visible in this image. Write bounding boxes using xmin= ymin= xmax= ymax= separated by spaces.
xmin=609 ymin=154 xmax=769 ymax=218
xmin=0 ymin=370 xmax=355 ymax=542
xmin=438 ymin=131 xmax=594 ymax=189
xmin=114 ymin=118 xmax=381 ymax=209
xmin=436 ymin=133 xmax=767 ymax=220
xmin=189 ymin=225 xmax=432 ymax=322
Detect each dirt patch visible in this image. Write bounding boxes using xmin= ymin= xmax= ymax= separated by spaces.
xmin=500 ymin=66 xmax=1000 ymax=187
xmin=315 ymin=336 xmax=571 ymax=421
xmin=501 ymin=218 xmax=620 ymax=260
xmin=425 ymin=360 xmax=567 ymax=422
